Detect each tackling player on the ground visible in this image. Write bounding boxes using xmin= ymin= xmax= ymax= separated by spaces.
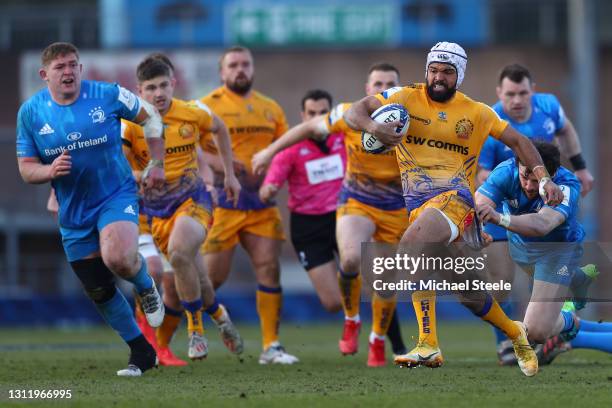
xmin=476 ymin=142 xmax=607 ymax=361
xmin=476 ymin=64 xmax=596 ymax=364
xmin=344 ymin=41 xmax=564 ymax=376
xmin=16 ymin=42 xmax=165 ymax=377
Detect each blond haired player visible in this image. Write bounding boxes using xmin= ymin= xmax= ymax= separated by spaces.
xmin=344 ymin=42 xmax=565 ymax=377
xmin=130 ymin=55 xmax=243 ymax=360
xmin=199 ymin=46 xmax=298 ymax=364
xmin=18 ymin=42 xmax=165 ymax=377
xmin=253 ymin=63 xmax=409 ymax=367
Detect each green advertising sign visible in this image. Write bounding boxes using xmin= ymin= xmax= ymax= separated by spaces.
xmin=227 ymin=3 xmax=397 ymax=46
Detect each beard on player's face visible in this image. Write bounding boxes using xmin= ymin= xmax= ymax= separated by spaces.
xmin=226 ymin=73 xmax=253 ymax=95
xmin=426 ymin=79 xmax=456 ymax=102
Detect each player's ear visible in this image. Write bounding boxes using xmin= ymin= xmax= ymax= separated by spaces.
xmin=531 ymin=82 xmax=536 ymax=93
xmin=39 ymin=67 xmax=48 ymax=81
xmin=170 ymin=77 xmax=177 ymax=88
xmin=495 ymin=85 xmax=502 ymax=99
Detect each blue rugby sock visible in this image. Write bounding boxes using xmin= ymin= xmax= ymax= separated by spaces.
xmin=561 ymin=310 xmax=576 ymax=333
xmin=579 ymin=319 xmax=612 ymax=332
xmin=205 ymin=299 xmax=220 ymax=315
xmin=96 ymin=289 xmax=141 ymax=342
xmin=571 ymin=331 xmax=612 ymax=353
xmin=181 ymin=299 xmax=203 ymax=314
xmin=126 ymin=255 xmax=154 ymax=293
xmin=492 ymin=301 xmax=513 ymax=344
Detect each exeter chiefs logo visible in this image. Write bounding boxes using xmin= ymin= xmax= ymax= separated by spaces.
xmin=179 ymin=123 xmax=195 ymax=139
xmin=455 ymin=118 xmax=474 ymax=140
xmin=264 ymin=108 xmax=275 ymax=122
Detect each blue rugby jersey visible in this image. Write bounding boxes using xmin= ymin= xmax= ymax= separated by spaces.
xmin=478 ymin=93 xmax=566 ymax=240
xmin=17 ymin=80 xmax=141 ymax=228
xmin=477 ymin=158 xmax=584 ymax=245
xmin=479 ymin=93 xmax=566 ymax=171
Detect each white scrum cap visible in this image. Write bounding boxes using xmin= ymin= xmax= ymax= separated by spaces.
xmin=426 ymin=42 xmax=468 ymax=88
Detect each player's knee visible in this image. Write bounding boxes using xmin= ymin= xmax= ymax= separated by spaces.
xmin=70 ymin=257 xmax=117 ymax=304
xmin=168 ymin=249 xmax=191 ymax=270
xmin=254 ymin=259 xmax=280 ymax=281
xmin=104 ymin=253 xmax=137 ymax=277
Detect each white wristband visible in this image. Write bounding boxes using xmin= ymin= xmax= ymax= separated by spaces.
xmin=538 ymin=176 xmax=551 ymax=199
xmin=138 ymin=97 xmax=164 ymax=139
xmin=498 ymin=213 xmax=511 ymax=228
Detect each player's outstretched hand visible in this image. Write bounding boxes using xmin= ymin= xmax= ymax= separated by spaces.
xmin=224 ymin=173 xmax=241 ymax=207
xmin=476 ymin=203 xmax=500 ymax=225
xmin=50 ymin=150 xmax=71 ymax=179
xmin=259 ymin=184 xmax=278 ymax=204
xmin=575 ymin=169 xmax=595 ymax=197
xmin=541 ymin=180 xmax=563 ymax=206
xmin=252 ymin=148 xmax=273 ymax=176
xmin=373 ymin=120 xmax=403 ymax=147
xmin=142 ymin=161 xmax=165 ymax=190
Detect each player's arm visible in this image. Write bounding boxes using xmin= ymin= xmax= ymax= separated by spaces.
xmin=252 ymin=115 xmax=329 ymax=176
xmin=476 ymin=168 xmax=491 ymax=188
xmin=208 ymin=113 xmax=237 ymax=178
xmin=474 ymin=190 xmax=497 ymax=245
xmin=16 ymin=104 xmax=71 ymax=184
xmin=121 ymin=138 xmax=143 ymax=184
xmin=18 ymin=153 xmax=71 ymax=184
xmin=259 ymin=149 xmax=293 ymax=203
xmin=477 ymin=203 xmax=565 ymax=237
xmin=498 ymin=126 xmax=563 ymax=206
xmin=198 ymin=150 xmax=220 ymax=172
xmin=476 ymin=137 xmax=497 ymax=188
xmin=131 ymin=98 xmax=165 ymax=188
xmin=196 ymin=146 xmax=214 ymax=186
xmin=555 ymin=118 xmax=594 ymax=196
xmin=196 ymin=146 xmax=218 ymax=206
xmin=474 ymin=190 xmax=497 ymax=210
xmin=207 ymin=112 xmax=241 ymax=207
xmin=344 ymin=96 xmax=402 ymax=146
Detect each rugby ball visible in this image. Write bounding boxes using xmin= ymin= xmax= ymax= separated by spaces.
xmin=361 ymin=104 xmax=410 ymax=154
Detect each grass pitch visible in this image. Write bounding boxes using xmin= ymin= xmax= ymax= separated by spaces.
xmin=1 ymin=322 xmax=611 ymax=407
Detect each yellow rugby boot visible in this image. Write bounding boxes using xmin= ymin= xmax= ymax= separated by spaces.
xmin=394 ymin=342 xmax=443 ymax=368
xmin=511 ymin=321 xmax=538 ymax=377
